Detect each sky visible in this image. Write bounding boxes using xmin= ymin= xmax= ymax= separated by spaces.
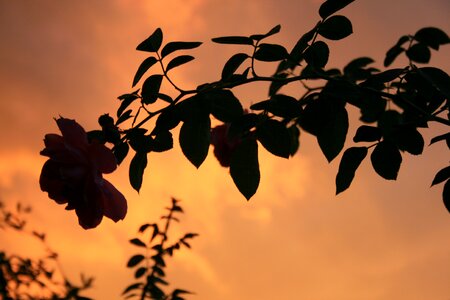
xmin=0 ymin=0 xmax=450 ymax=299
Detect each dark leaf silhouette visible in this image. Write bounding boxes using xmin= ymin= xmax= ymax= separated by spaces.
xmin=212 ymin=36 xmax=253 ymax=45
xmin=113 ymin=142 xmax=129 ymax=165
xmin=353 ymin=125 xmax=382 ymax=143
xmin=288 ymin=125 xmax=301 ymax=156
xmin=179 ymin=116 xmax=211 ymax=168
xmin=443 ymin=180 xmax=450 ymax=213
xmin=127 ymin=255 xmax=145 ymax=268
xmin=129 ymin=238 xmax=147 ymax=248
xmin=371 ymin=141 xmax=402 ymax=180
xmin=319 ymin=0 xmax=355 ymax=19
xmin=221 ymin=53 xmax=249 ymax=80
xmin=304 ymin=41 xmax=329 ymax=69
xmin=254 ymin=43 xmax=289 ymax=62
xmin=406 ymin=43 xmax=431 ymax=63
xmin=414 ymin=27 xmax=450 ymax=50
xmin=430 ymin=132 xmax=450 ymax=148
xmin=230 ymin=137 xmax=260 ymax=200
xmin=208 ymin=90 xmax=244 ymax=122
xmin=432 ymin=166 xmax=450 ymax=186
xmin=250 ymin=94 xmax=301 ymax=119
xmin=141 ymin=75 xmax=164 ymax=104
xmin=336 ymin=147 xmax=367 ymax=194
xmin=129 ymin=152 xmax=147 ymax=192
xmin=418 ymin=67 xmax=450 ymax=100
xmin=256 ymin=119 xmax=291 ymax=158
xmin=396 ymin=127 xmax=424 ymax=155
xmin=318 ymin=15 xmax=353 ymax=40
xmin=161 ymin=41 xmax=202 ymax=58
xmin=317 ymin=101 xmax=349 ymax=162
xmin=384 ymin=45 xmax=405 ymax=67
xmin=166 ymin=55 xmax=195 ymax=72
xmin=132 ymin=57 xmax=158 ymax=87
xmin=250 ymin=24 xmax=281 ymax=41
xmin=136 ymin=28 xmax=163 ymax=52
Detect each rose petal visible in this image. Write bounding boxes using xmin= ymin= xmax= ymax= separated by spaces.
xmin=88 ymin=142 xmax=117 ymax=174
xmin=56 ymin=117 xmax=88 ymax=148
xmin=100 ymin=179 xmax=127 ymax=222
xmin=39 ymin=160 xmax=68 ymax=204
xmin=75 ymin=180 xmax=104 ymax=229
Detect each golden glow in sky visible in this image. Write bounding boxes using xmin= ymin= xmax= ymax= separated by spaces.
xmin=0 ymin=1 xmax=449 ymax=299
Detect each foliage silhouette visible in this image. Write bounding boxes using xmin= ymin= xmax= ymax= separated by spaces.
xmin=123 ymin=198 xmax=197 ymax=300
xmin=40 ymin=0 xmax=450 ymax=229
xmin=0 ymin=201 xmax=93 ymax=299
xmin=0 ymin=199 xmax=197 ymax=300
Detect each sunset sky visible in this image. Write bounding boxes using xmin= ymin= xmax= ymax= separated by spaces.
xmin=1 ymin=1 xmax=450 ymax=299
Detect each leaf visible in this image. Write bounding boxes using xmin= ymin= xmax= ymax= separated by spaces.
xmin=157 ymin=93 xmax=173 ymax=103
xmin=443 ymin=180 xmax=450 ymax=213
xmin=129 ymin=238 xmax=147 ymax=247
xmin=318 ymin=15 xmax=353 ymax=40
xmin=208 ymin=90 xmax=244 ymax=122
xmin=304 ymin=41 xmax=329 ymax=69
xmin=317 ymin=100 xmax=349 ymax=162
xmin=135 ymin=267 xmax=147 ymax=279
xmin=166 ymin=55 xmax=195 ymax=72
xmin=256 ymin=119 xmax=291 ymax=158
xmin=141 ymin=75 xmax=163 ymax=104
xmin=161 ymin=41 xmax=202 ymax=58
xmin=228 ymin=113 xmax=259 ymax=139
xmin=406 ymin=43 xmax=431 ymax=63
xmin=430 ymin=132 xmax=450 ymax=147
xmin=344 ymin=57 xmax=375 ymax=80
xmin=230 ymin=137 xmax=260 ymax=200
xmin=384 ymin=45 xmax=405 ymax=67
xmin=117 ymin=97 xmax=137 ymax=119
xmin=132 ymin=57 xmax=158 ymax=87
xmin=116 ymin=109 xmax=133 ymax=126
xmin=250 ymin=94 xmax=301 ymax=119
xmin=138 ymin=223 xmax=151 ymax=233
xmin=211 ymin=36 xmax=253 ymax=45
xmin=221 ymin=53 xmax=249 ymax=80
xmin=319 ymin=0 xmax=355 ymax=19
xmin=378 ymin=110 xmax=401 ymax=141
xmin=362 ymin=68 xmax=405 ymax=86
xmin=179 ymin=116 xmax=211 ymax=168
xmin=431 ymin=166 xmax=450 ymax=186
xmin=254 ymin=43 xmax=288 ymax=62
xmin=127 ymin=254 xmax=145 ymax=268
xmin=414 ymin=27 xmax=450 ymax=50
xmin=370 ymin=141 xmax=402 ymax=180
xmin=152 ymin=131 xmax=173 ymax=152
xmin=288 ymin=125 xmax=301 ymax=156
xmin=129 ymin=152 xmax=147 ymax=192
xmin=250 ymin=24 xmax=281 ymax=41
xmin=286 ymin=24 xmax=319 ymax=69
xmin=136 ymin=28 xmax=163 ymax=52
xmin=353 ymin=125 xmax=382 ymax=142
xmin=418 ymin=67 xmax=450 ymax=101
xmin=153 ymin=106 xmax=181 ymax=134
xmin=113 ymin=142 xmax=129 ymax=165
xmin=122 ymin=283 xmax=143 ymax=295
xmin=396 ymin=127 xmax=424 ymax=155
xmin=336 ymin=147 xmax=368 ymax=194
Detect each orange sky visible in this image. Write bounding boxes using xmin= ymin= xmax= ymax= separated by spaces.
xmin=1 ymin=1 xmax=450 ymax=299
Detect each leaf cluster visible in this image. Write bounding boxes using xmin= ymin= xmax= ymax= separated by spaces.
xmin=123 ymin=198 xmax=198 ymax=300
xmin=88 ymin=0 xmax=449 ymax=213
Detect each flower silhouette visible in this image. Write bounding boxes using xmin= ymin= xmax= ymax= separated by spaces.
xmin=39 ymin=117 xmax=127 ymax=229
xmin=210 ymin=124 xmax=242 ymax=167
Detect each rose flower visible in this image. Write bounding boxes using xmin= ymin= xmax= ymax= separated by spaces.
xmin=39 ymin=117 xmax=127 ymax=229
xmin=210 ymin=124 xmax=242 ymax=167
